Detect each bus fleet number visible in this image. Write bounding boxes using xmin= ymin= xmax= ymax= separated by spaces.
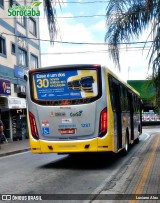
xmin=81 ymin=123 xmax=90 ymax=128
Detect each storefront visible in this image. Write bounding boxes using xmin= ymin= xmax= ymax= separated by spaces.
xmin=9 ymin=97 xmax=28 ymax=141
xmin=0 ymin=78 xmax=11 ymax=140
xmin=0 ymin=96 xmax=27 ymax=141
xmin=0 ymin=96 xmax=10 ymax=140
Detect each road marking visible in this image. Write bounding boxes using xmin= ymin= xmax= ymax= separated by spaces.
xmin=130 ymin=136 xmax=160 ymax=202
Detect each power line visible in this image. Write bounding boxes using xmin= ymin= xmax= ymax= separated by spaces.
xmin=1 ymin=9 xmax=150 ymax=20
xmin=1 ymin=3 xmax=149 ymax=20
xmin=4 ymin=0 xmax=110 ymax=4
xmin=18 ymin=14 xmax=106 ymax=19
xmin=41 ymin=47 xmax=150 ymax=55
xmin=54 ymin=1 xmax=110 ymax=3
xmin=0 ymin=31 xmax=153 ymax=46
xmin=49 ymin=46 xmax=151 ymax=54
xmin=0 ymin=14 xmax=106 ymax=20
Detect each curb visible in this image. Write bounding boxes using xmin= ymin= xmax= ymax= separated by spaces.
xmin=0 ymin=148 xmax=30 ymax=158
xmin=142 ymin=121 xmax=160 ymax=126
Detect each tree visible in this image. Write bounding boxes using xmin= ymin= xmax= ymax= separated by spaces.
xmin=43 ymin=0 xmax=61 ymax=43
xmin=105 ymin=0 xmax=160 ymax=74
xmin=105 ymin=0 xmax=160 ymax=113
xmin=145 ymin=74 xmax=160 ymax=114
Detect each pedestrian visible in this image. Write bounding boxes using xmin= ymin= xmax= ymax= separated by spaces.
xmin=0 ymin=120 xmax=8 ymax=144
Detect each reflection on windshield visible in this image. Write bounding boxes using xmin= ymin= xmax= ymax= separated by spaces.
xmin=81 ymin=76 xmax=94 ymax=92
xmin=67 ymin=76 xmax=94 ymax=92
xmin=68 ymin=82 xmax=73 ymax=90
xmin=72 ymin=80 xmax=81 ymax=89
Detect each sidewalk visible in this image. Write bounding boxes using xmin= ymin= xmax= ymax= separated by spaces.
xmin=92 ymin=132 xmax=160 ymax=202
xmin=0 ymin=139 xmax=30 ymax=157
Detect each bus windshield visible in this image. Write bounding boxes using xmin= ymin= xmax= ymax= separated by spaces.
xmin=30 ymin=67 xmax=101 ymax=105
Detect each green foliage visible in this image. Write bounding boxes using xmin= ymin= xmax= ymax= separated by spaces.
xmin=128 ymin=80 xmax=155 ymax=99
xmin=105 ymin=0 xmax=160 ymax=113
xmin=146 ymin=74 xmax=160 ymax=113
xmin=43 ymin=0 xmax=60 ymax=43
xmin=105 ymin=0 xmax=160 ymax=74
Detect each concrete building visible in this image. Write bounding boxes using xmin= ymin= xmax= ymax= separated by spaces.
xmin=0 ymin=0 xmax=41 ymax=141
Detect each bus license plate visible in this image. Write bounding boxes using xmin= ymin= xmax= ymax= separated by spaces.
xmin=59 ymin=128 xmax=76 ymax=135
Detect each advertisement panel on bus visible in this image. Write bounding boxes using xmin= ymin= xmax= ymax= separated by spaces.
xmin=32 ymin=69 xmax=98 ymax=101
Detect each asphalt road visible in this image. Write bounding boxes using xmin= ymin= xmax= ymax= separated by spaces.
xmin=0 ymin=127 xmax=159 ymax=203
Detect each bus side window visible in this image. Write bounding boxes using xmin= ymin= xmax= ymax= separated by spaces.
xmin=134 ymin=95 xmax=140 ymax=113
xmin=120 ymin=85 xmax=126 ymax=111
xmin=133 ymin=95 xmax=136 ymax=112
xmin=127 ymin=91 xmax=133 ymax=112
xmin=133 ymin=94 xmax=138 ymax=113
xmin=120 ymin=85 xmax=129 ymax=111
xmin=124 ymin=88 xmax=129 ymax=111
xmin=108 ymin=76 xmax=116 ymax=111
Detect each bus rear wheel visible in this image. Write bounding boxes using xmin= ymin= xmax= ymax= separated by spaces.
xmin=134 ymin=137 xmax=139 ymax=144
xmin=122 ymin=134 xmax=129 ymax=156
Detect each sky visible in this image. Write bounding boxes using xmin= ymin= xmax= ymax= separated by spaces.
xmin=38 ymin=0 xmax=152 ymax=82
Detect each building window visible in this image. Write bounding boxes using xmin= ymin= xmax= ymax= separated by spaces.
xmin=11 ymin=43 xmax=16 ymax=55
xmin=17 ymin=16 xmax=26 ymax=27
xmin=29 ymin=18 xmax=37 ymax=36
xmin=0 ymin=0 xmax=4 ymax=8
xmin=31 ymin=54 xmax=38 ymax=69
xmin=18 ymin=48 xmax=27 ymax=67
xmin=0 ymin=36 xmax=6 ymax=56
xmin=15 ymin=3 xmax=26 ymax=26
xmin=9 ymin=0 xmax=13 ymax=7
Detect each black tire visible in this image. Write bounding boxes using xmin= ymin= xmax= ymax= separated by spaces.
xmin=121 ymin=134 xmax=129 ymax=156
xmin=134 ymin=137 xmax=139 ymax=144
xmin=138 ymin=124 xmax=142 ymax=134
